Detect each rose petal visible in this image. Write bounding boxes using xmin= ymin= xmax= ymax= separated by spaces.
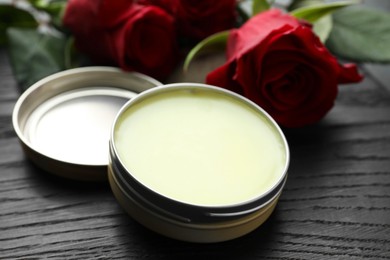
xmin=207 ymin=62 xmax=244 ymax=95
xmin=174 ymin=0 xmax=236 ymax=39
xmin=98 ymin=0 xmax=136 ymax=28
xmin=63 ymin=0 xmax=116 ymax=64
xmin=109 ymin=5 xmax=177 ymax=79
xmin=338 ymin=63 xmax=364 ymax=83
xmin=227 ymin=9 xmax=301 ymax=60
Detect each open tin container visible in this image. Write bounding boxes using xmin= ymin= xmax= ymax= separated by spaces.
xmin=13 ymin=69 xmax=290 ymax=243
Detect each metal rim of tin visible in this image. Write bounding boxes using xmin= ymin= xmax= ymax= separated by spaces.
xmin=109 ymin=83 xmax=290 ymax=234
xmin=108 ymin=165 xmax=281 ymax=243
xmin=12 ymin=66 xmax=162 ymax=181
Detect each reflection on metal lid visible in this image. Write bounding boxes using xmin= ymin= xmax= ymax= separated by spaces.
xmin=13 ymin=67 xmax=161 ymax=181
xmin=24 ymin=87 xmax=135 ymax=165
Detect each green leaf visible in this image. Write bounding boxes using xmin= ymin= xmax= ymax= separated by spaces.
xmin=290 ymin=0 xmax=358 ymax=23
xmin=28 ymin=0 xmax=67 ymax=27
xmin=63 ymin=36 xmax=90 ymax=69
xmin=0 ymin=5 xmax=38 ymax=45
xmin=252 ymin=0 xmax=270 ymax=16
xmin=312 ymin=14 xmax=332 ymax=42
xmin=288 ymin=0 xmax=332 ymax=42
xmin=64 ymin=36 xmax=76 ymax=69
xmin=183 ymin=30 xmax=229 ymax=72
xmin=326 ymin=6 xmax=390 ymax=63
xmin=288 ymin=0 xmax=324 ymax=11
xmin=7 ymin=27 xmax=67 ymax=90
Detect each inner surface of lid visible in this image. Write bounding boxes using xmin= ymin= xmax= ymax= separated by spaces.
xmin=24 ymin=87 xmax=135 ymax=165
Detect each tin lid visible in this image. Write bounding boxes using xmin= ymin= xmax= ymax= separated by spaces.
xmin=12 ymin=67 xmax=161 ymax=181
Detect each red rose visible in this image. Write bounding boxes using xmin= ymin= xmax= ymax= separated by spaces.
xmin=174 ymin=0 xmax=237 ymax=39
xmin=63 ymin=0 xmax=177 ymax=79
xmin=206 ymin=9 xmax=363 ymax=128
xmin=138 ymin=0 xmax=172 ymax=14
xmin=141 ymin=0 xmax=237 ymax=40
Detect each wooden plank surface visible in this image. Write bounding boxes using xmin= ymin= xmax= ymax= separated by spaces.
xmin=1 ymin=19 xmax=390 ymax=260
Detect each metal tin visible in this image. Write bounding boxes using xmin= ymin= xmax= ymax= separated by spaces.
xmin=108 ymin=83 xmax=290 ymax=243
xmin=12 ymin=67 xmax=161 ymax=181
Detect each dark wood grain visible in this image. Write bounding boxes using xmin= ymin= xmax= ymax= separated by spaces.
xmin=2 ymin=15 xmax=390 ymax=259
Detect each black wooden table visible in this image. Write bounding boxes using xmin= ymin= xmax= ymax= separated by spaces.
xmin=1 ymin=25 xmax=390 ymax=259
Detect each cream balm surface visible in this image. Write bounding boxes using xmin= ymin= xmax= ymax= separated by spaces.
xmin=114 ymin=87 xmax=287 ymax=207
